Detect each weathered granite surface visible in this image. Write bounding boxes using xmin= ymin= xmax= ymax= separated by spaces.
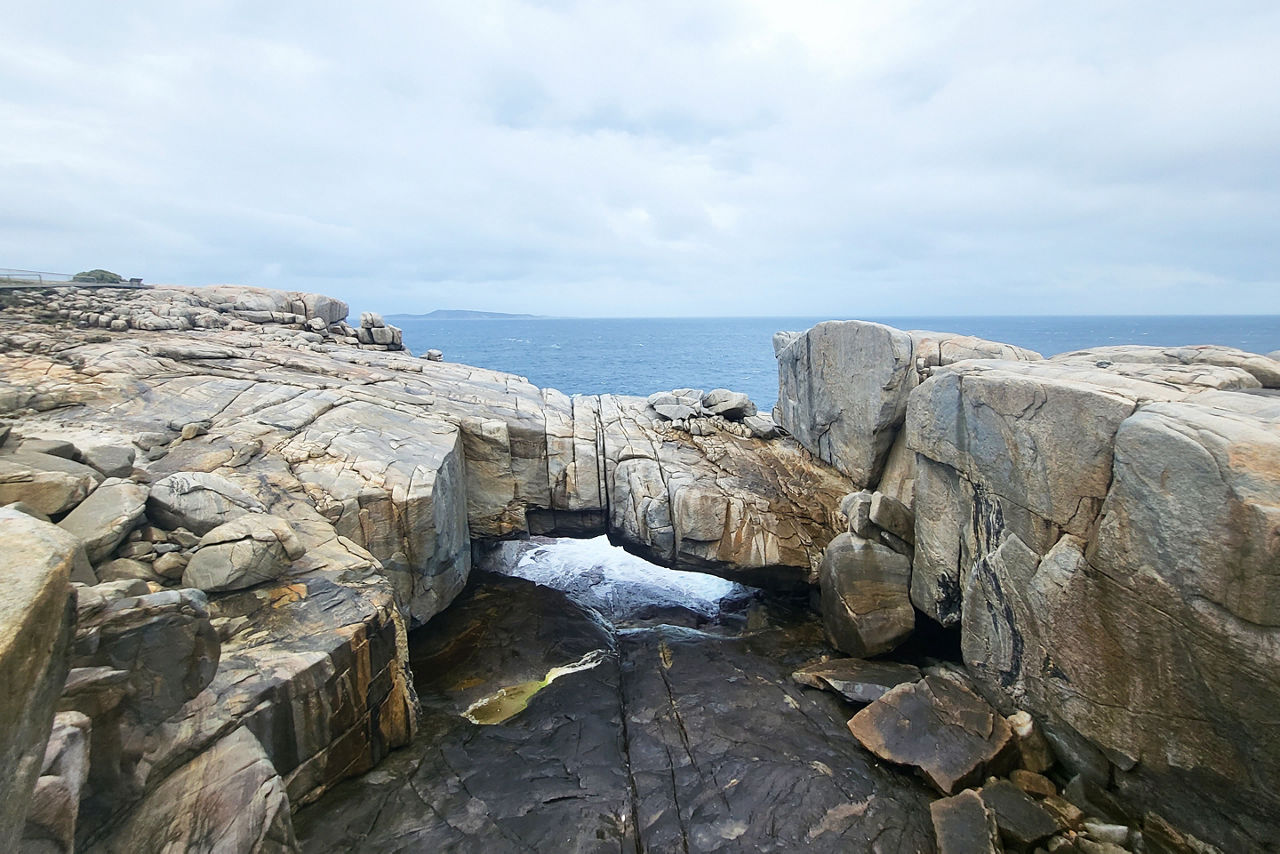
xmin=782 ymin=313 xmax=1280 ymax=849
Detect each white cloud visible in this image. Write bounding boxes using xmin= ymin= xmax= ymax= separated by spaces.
xmin=2 ymin=1 xmax=1278 ymax=317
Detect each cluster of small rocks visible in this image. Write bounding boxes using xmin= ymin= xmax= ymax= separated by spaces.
xmin=0 ymin=428 xmax=312 ymax=851
xmin=646 ymin=387 xmax=780 ymax=439
xmin=1 ymin=285 xmax=407 ymax=353
xmin=793 ymin=659 xmax=1206 ymax=854
xmin=347 ymin=312 xmax=405 ymax=350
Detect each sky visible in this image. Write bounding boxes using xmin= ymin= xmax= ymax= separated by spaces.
xmin=3 ymin=1 xmax=1279 ymax=318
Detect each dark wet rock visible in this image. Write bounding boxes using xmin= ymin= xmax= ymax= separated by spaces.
xmin=621 ymin=623 xmax=937 ymax=852
xmin=296 ymin=573 xmax=939 ymax=853
xmin=978 ymin=779 xmax=1060 ymax=848
xmin=792 ymin=657 xmax=922 ymax=705
xmin=848 ymin=675 xmax=1016 ymax=794
xmin=1063 ymin=776 xmax=1130 ymax=825
xmin=930 ymin=789 xmax=1002 ymax=854
xmin=294 ymin=573 xmax=631 ymax=853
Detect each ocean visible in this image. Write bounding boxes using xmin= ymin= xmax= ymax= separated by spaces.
xmin=391 ymin=315 xmax=1280 ymax=411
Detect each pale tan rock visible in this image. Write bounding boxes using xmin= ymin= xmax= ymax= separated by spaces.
xmin=57 ymin=480 xmax=148 ymax=563
xmin=147 ymin=471 xmax=265 ymax=536
xmin=0 ymin=451 xmax=103 ymax=516
xmin=1053 ymin=343 xmax=1280 ymax=388
xmin=775 ymin=320 xmax=917 ymax=486
xmin=0 ymin=509 xmax=76 ymax=853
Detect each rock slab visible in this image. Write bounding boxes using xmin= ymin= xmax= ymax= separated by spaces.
xmin=848 ymin=675 xmax=1016 ymax=794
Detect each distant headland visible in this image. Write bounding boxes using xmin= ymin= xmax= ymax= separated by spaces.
xmin=391 ymin=309 xmax=543 ymax=319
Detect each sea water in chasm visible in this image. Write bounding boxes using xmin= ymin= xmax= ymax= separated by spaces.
xmin=293 ymin=537 xmax=939 ymax=852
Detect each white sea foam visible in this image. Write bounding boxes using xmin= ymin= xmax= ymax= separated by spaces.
xmin=485 ymin=535 xmax=751 ymax=623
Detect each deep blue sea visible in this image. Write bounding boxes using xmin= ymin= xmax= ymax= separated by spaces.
xmin=390 ymin=315 xmax=1280 ymax=411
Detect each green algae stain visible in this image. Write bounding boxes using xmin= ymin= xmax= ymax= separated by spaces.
xmin=462 ymin=650 xmax=608 ymax=725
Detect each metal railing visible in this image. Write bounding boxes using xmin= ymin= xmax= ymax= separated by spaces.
xmin=0 ymin=268 xmax=145 ymax=288
xmin=0 ymin=268 xmax=75 ymax=285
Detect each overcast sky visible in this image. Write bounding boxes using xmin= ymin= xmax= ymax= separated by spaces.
xmin=4 ymin=1 xmax=1279 ymax=317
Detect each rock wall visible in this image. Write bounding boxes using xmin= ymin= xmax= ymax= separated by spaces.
xmin=782 ymin=321 xmax=1280 ymax=850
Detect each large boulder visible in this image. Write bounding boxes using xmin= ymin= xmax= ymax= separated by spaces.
xmin=775 ymin=322 xmax=1041 ymax=487
xmin=57 ymin=480 xmax=148 ymax=563
xmin=775 ymin=320 xmax=917 ymax=485
xmin=0 ymin=509 xmax=76 ymax=853
xmin=819 ymin=533 xmax=914 ymax=657
xmin=700 ymin=388 xmax=756 ymax=420
xmin=182 ymin=515 xmax=305 ymax=592
xmin=0 ymin=452 xmax=103 ymax=516
xmin=147 ymin=472 xmax=265 ymax=535
xmin=907 ymin=355 xmax=1280 ymax=848
xmin=78 ymin=444 xmax=136 ymax=479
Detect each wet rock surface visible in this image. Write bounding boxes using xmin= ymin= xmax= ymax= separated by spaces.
xmin=294 ymin=573 xmax=939 ymax=853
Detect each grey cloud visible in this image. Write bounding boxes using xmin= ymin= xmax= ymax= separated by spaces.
xmin=1 ymin=1 xmax=1277 ymax=318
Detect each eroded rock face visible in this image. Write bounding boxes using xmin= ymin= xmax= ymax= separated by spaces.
xmin=902 ymin=356 xmax=1280 ymax=848
xmin=774 ymin=321 xmax=1040 ymax=487
xmin=0 ymin=510 xmax=76 ymax=853
xmin=97 ymin=726 xmax=297 ymax=854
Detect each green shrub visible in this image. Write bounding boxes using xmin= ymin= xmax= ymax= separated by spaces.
xmin=72 ymin=269 xmax=124 ymax=283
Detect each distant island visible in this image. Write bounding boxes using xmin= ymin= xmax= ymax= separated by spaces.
xmin=390 ymin=309 xmax=543 ymax=319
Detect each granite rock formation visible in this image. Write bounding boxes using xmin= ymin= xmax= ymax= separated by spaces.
xmin=782 ymin=317 xmax=1280 ymax=850
xmin=2 ymin=282 xmax=1276 ymax=852
xmin=0 ymin=284 xmax=853 ymax=849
